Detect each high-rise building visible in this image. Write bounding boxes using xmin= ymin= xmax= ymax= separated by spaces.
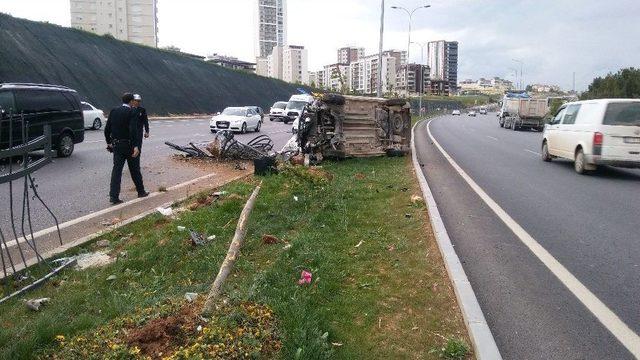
xmin=70 ymin=0 xmax=158 ymax=47
xmin=337 ymin=47 xmax=364 ymax=64
xmin=349 ymin=53 xmax=397 ymax=95
xmin=282 ymin=45 xmax=308 ymax=84
xmin=324 ymin=63 xmax=351 ymax=91
xmin=427 ymin=40 xmax=458 ymax=93
xmin=267 ymin=46 xmax=283 ymax=79
xmin=256 ymin=0 xmax=287 ymax=58
xmin=397 ymin=64 xmax=430 ymax=95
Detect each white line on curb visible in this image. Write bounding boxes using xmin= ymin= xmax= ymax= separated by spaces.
xmin=411 ymin=120 xmax=502 ymax=360
xmin=426 ymin=119 xmax=640 ymax=358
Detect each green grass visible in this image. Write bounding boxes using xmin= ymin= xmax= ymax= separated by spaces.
xmin=0 ymin=157 xmax=470 ymax=359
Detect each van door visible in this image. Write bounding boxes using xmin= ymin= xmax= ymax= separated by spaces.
xmin=599 ymin=101 xmax=640 ymax=161
xmin=546 ymin=106 xmax=566 ymax=157
xmin=556 ymin=104 xmax=581 ymax=158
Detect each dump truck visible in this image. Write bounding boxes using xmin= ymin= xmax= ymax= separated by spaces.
xmin=499 ymin=94 xmax=549 ymax=131
xmin=295 ymin=94 xmax=411 ymax=159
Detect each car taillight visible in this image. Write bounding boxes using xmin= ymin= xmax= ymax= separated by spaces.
xmin=593 ymin=132 xmax=604 ymax=146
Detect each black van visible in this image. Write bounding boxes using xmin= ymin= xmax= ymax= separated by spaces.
xmin=0 ymin=83 xmax=85 ymax=157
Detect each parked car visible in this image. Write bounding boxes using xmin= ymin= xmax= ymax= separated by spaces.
xmin=479 ymin=107 xmax=487 ymax=115
xmin=209 ymin=107 xmax=262 ymax=134
xmin=541 ymin=99 xmax=640 ymax=174
xmin=269 ymin=101 xmax=288 ymax=121
xmin=468 ymin=111 xmax=477 ymax=117
xmin=0 ymin=83 xmax=85 ymax=157
xmin=248 ymin=106 xmax=264 ymax=121
xmin=452 ymin=110 xmax=461 ymax=116
xmin=81 ymin=101 xmax=106 ymax=130
xmin=284 ymin=94 xmax=314 ymax=124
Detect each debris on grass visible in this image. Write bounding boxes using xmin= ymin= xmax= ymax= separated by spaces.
xmin=95 ymin=239 xmax=111 ymax=248
xmin=75 ymin=251 xmax=115 ymax=270
xmin=184 ymin=293 xmax=198 ymax=303
xmin=411 ymin=194 xmax=424 ymax=205
xmin=298 ymin=270 xmax=312 ymax=285
xmin=354 ymin=240 xmax=364 ymax=248
xmin=106 ymin=275 xmax=117 ymax=281
xmin=189 ymin=230 xmax=206 ymax=246
xmin=262 ymin=234 xmax=279 ymax=245
xmin=293 ymin=195 xmax=299 ymax=202
xmin=177 ymin=226 xmax=186 ymax=232
xmin=207 ymin=235 xmax=216 ymax=241
xmin=25 ymin=298 xmax=49 ymax=311
xmin=156 ymin=206 xmax=174 ymax=217
xmin=354 ymin=172 xmax=366 ymax=180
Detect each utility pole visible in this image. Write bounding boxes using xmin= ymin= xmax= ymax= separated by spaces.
xmin=377 ymin=0 xmax=385 ymax=98
xmin=512 ymin=59 xmax=524 ymax=90
xmin=573 ymin=72 xmax=576 ymax=93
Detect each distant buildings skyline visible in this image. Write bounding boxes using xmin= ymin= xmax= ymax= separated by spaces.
xmin=256 ymin=0 xmax=287 ymax=58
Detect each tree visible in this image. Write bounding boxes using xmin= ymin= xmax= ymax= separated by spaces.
xmin=162 ymin=45 xmax=181 ymax=52
xmin=581 ymin=67 xmax=640 ymax=100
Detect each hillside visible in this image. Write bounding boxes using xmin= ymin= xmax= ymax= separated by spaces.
xmin=0 ymin=13 xmax=304 ymax=115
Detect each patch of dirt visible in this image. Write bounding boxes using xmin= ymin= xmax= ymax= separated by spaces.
xmin=126 ymin=302 xmax=200 ymax=359
xmin=75 ymin=251 xmax=115 ymax=270
xmin=354 ymin=172 xmax=366 ymax=180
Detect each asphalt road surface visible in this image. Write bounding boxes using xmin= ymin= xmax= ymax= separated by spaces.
xmin=0 ymin=117 xmax=294 ymax=234
xmin=415 ymin=113 xmax=640 ymax=359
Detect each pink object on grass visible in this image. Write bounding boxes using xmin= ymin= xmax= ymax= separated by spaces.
xmin=298 ymin=270 xmax=312 ymax=285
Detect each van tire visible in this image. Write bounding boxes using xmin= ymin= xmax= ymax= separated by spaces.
xmin=57 ymin=133 xmax=74 ymax=157
xmin=542 ymin=141 xmax=552 ymax=162
xmin=574 ymin=148 xmax=587 ymax=174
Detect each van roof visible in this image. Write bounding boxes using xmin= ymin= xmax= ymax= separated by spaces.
xmin=0 ymin=83 xmax=76 ymax=92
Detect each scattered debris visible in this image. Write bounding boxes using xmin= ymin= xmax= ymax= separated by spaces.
xmin=184 ymin=292 xmax=198 ymax=302
xmin=262 ymin=235 xmax=279 ymax=245
xmin=101 ymin=218 xmax=121 ymax=226
xmin=298 ymin=270 xmax=313 ymax=285
xmin=156 ymin=206 xmax=174 ymax=217
xmin=293 ymin=196 xmax=299 ymax=202
xmin=234 ymin=162 xmax=248 ymax=170
xmin=95 ymin=239 xmax=111 ymax=248
xmin=75 ymin=251 xmax=115 ymax=270
xmin=213 ymin=191 xmax=227 ymax=197
xmin=207 ymin=235 xmax=216 ymax=241
xmin=405 ymin=213 xmax=412 ymax=219
xmin=25 ymin=297 xmax=50 ymax=311
xmin=411 ymin=195 xmax=424 ymax=204
xmin=189 ymin=230 xmax=206 ymax=246
xmin=354 ymin=173 xmax=366 ymax=180
xmin=332 ymin=342 xmax=344 ymax=347
xmin=106 ymin=275 xmax=117 ymax=281
xmin=177 ymin=226 xmax=186 ymax=232
xmin=166 ymin=131 xmax=274 ymax=161
xmin=355 ymin=241 xmax=364 ymax=248
xmin=283 ymin=244 xmax=292 ymax=250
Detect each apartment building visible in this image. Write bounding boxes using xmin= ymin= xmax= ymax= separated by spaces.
xmin=337 ymin=46 xmax=365 ymax=64
xmin=282 ymin=45 xmax=308 ymax=84
xmin=267 ymin=46 xmax=283 ymax=79
xmin=323 ymin=63 xmax=351 ymax=91
xmin=255 ymin=57 xmax=269 ymax=77
xmin=427 ymin=40 xmax=458 ymax=93
xmin=256 ymin=0 xmax=287 ymax=58
xmin=350 ymin=53 xmax=397 ymax=95
xmin=70 ymin=0 xmax=158 ymax=47
xmin=397 ymin=64 xmax=430 ymax=95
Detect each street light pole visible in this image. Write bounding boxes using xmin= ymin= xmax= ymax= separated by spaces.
xmin=377 ymin=0 xmax=385 ymax=98
xmin=392 ymin=5 xmax=430 ymax=99
xmin=512 ymin=59 xmax=523 ymax=90
xmin=412 ymin=41 xmax=427 ymax=116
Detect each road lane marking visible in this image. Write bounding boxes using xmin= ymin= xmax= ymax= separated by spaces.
xmin=525 ymin=149 xmax=541 ymax=156
xmin=426 ymin=119 xmax=640 ymax=358
xmin=486 ymin=135 xmax=498 ymax=141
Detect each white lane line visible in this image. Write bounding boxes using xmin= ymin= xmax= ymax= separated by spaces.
xmin=486 ymin=135 xmax=498 ymax=141
xmin=427 ymin=119 xmax=640 ymax=358
xmin=525 ymin=149 xmax=541 ymax=156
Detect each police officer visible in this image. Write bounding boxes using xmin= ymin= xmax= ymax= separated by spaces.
xmin=132 ymin=93 xmax=149 ymax=147
xmin=104 ymin=93 xmax=148 ymax=205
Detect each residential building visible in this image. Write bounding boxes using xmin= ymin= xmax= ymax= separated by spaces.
xmin=530 ymin=84 xmax=562 ymax=93
xmin=350 ymin=53 xmax=397 ymax=95
xmin=427 ymin=40 xmax=458 ymax=94
xmin=255 ymin=57 xmax=269 ymax=76
xmin=324 ymin=63 xmax=351 ymax=92
xmin=267 ymin=46 xmax=283 ymax=79
xmin=205 ymin=54 xmax=256 ymax=72
xmin=337 ymin=46 xmax=365 ymax=64
xmin=256 ymin=0 xmax=287 ymax=58
xmin=429 ymin=80 xmax=450 ymax=96
xmin=282 ymin=45 xmax=308 ymax=84
xmin=69 ymin=0 xmax=158 ymax=47
xmin=397 ymin=64 xmax=430 ymax=95
xmin=459 ymin=77 xmax=514 ymax=95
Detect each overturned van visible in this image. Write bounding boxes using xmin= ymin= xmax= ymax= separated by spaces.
xmin=296 ymin=94 xmax=411 ymax=159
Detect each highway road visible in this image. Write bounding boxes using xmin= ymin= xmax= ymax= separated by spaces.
xmin=0 ymin=117 xmax=293 ymax=234
xmin=415 ymin=113 xmax=640 ymax=359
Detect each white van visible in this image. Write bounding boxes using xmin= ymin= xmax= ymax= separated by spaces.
xmin=541 ymin=99 xmax=640 ymax=174
xmin=284 ymin=94 xmax=314 ymax=125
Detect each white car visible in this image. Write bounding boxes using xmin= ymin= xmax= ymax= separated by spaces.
xmin=468 ymin=111 xmax=477 ymax=117
xmin=210 ymin=107 xmax=262 ymax=134
xmin=269 ymin=101 xmax=288 ymax=122
xmin=81 ymin=101 xmax=106 ymax=130
xmin=479 ymin=107 xmax=488 ymax=115
xmin=452 ymin=110 xmax=461 ymax=116
xmin=542 ymin=99 xmax=640 ymax=174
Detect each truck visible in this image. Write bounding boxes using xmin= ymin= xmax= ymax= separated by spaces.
xmin=499 ymin=93 xmax=549 ymax=131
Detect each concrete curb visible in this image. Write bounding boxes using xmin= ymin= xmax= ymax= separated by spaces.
xmin=411 ymin=118 xmax=502 ymax=360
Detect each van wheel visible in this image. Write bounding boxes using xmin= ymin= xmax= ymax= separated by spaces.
xmin=92 ymin=118 xmax=102 ymax=130
xmin=57 ymin=133 xmax=74 ymax=157
xmin=574 ymin=149 xmax=587 ymax=174
xmin=541 ymin=142 xmax=552 ymax=162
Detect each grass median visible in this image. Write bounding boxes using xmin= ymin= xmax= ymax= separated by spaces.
xmin=0 ymin=157 xmax=471 ymax=359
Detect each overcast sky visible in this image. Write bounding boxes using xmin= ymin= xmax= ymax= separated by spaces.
xmin=1 ymin=0 xmax=639 ymax=91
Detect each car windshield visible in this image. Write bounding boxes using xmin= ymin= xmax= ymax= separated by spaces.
xmin=222 ymin=108 xmax=246 ymax=116
xmin=287 ymin=101 xmax=307 ymax=111
xmin=273 ymin=102 xmax=287 ymax=109
xmin=603 ymin=102 xmax=640 ymax=126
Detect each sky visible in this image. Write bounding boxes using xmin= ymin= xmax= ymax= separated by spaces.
xmin=1 ymin=0 xmax=639 ymax=91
